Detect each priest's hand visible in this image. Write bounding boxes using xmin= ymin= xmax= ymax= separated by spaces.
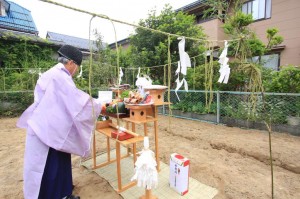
xmin=101 ymin=104 xmax=106 ymax=113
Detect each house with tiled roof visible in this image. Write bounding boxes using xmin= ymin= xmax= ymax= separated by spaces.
xmin=0 ymin=0 xmax=38 ymax=35
xmin=108 ymin=37 xmax=130 ymax=50
xmin=176 ymin=0 xmax=300 ymax=70
xmin=0 ymin=0 xmax=99 ymax=55
xmin=46 ymin=31 xmax=100 ymax=56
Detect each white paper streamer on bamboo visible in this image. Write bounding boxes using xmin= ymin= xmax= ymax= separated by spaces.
xmin=28 ymin=68 xmax=43 ymax=78
xmin=178 ymin=36 xmax=191 ymax=74
xmin=175 ymin=61 xmax=181 ymax=75
xmin=76 ymin=65 xmax=83 ymax=78
xmin=119 ymin=67 xmax=123 ymax=84
xmin=38 ymin=68 xmax=42 ymax=78
xmin=218 ymin=40 xmax=230 ymax=84
xmin=175 ymin=37 xmax=191 ymax=101
xmin=131 ymin=137 xmax=158 ymax=190
xmin=136 ymin=67 xmax=152 ymax=96
xmin=175 ymin=76 xmax=188 ymax=101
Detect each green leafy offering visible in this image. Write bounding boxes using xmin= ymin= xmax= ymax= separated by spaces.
xmin=120 ymin=90 xmax=130 ymax=100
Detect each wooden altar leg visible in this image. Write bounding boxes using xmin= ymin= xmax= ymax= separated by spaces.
xmin=116 ymin=142 xmax=122 ymax=191
xmin=132 ymin=122 xmax=137 ymax=164
xmin=139 ymin=189 xmax=157 ymax=199
xmin=133 ymin=143 xmax=137 ymax=164
xmin=107 ymin=136 xmax=110 ymax=161
xmin=93 ymin=133 xmax=96 ymax=169
xmin=132 ymin=122 xmax=136 ymax=132
xmin=126 ymin=121 xmax=130 ymax=156
xmin=154 ymin=106 xmax=160 ymax=171
xmin=144 ymin=123 xmax=148 ymax=136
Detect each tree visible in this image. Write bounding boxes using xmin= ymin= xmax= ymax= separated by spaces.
xmin=186 ymin=61 xmax=248 ymax=91
xmin=202 ymin=0 xmax=230 ymax=21
xmin=222 ymin=1 xmax=283 ymax=93
xmin=130 ymin=5 xmax=207 ymax=85
xmin=221 ymin=3 xmax=284 ymax=197
xmin=85 ymin=30 xmax=118 ymax=89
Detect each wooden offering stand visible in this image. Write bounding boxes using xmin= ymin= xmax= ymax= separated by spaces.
xmin=123 ymin=102 xmax=170 ymax=171
xmin=144 ymin=85 xmax=168 ymax=105
xmin=93 ymin=85 xmax=169 ymax=195
xmin=127 ymin=104 xmax=149 ymax=121
xmin=93 ymin=119 xmax=144 ymax=193
xmin=140 ymin=189 xmax=157 ymax=199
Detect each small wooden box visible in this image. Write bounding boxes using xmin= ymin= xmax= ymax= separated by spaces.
xmin=144 ymin=86 xmax=167 ymax=105
xmin=96 ymin=119 xmax=112 ymax=129
xmin=128 ymin=106 xmax=147 ymax=121
xmin=146 ymin=107 xmax=154 ymax=117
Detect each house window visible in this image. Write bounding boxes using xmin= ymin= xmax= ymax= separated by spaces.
xmin=252 ymin=53 xmax=280 ymax=70
xmin=242 ymin=0 xmax=271 ymax=20
xmin=0 ymin=1 xmax=7 ymax=17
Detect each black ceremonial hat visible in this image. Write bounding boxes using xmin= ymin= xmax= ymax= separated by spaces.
xmin=58 ymin=45 xmax=83 ymax=66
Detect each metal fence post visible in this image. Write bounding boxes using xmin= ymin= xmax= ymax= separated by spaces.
xmin=217 ymin=91 xmax=220 ymax=124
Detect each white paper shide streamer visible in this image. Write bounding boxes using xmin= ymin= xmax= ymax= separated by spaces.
xmin=135 ymin=67 xmax=152 ymax=95
xmin=175 ymin=37 xmax=191 ymax=101
xmin=38 ymin=68 xmax=42 ymax=78
xmin=76 ymin=65 xmax=83 ymax=78
xmin=218 ymin=40 xmax=230 ymax=84
xmin=131 ymin=137 xmax=158 ymax=190
xmin=28 ymin=68 xmax=43 ymax=78
xmin=119 ymin=67 xmax=123 ymax=84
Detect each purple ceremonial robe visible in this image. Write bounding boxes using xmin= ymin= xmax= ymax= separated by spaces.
xmin=17 ymin=63 xmax=101 ymax=199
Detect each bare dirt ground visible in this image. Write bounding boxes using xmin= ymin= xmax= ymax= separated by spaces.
xmin=0 ymin=116 xmax=299 ymax=199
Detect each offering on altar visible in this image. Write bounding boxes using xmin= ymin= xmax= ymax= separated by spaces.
xmin=105 ymin=100 xmax=128 ymax=114
xmin=102 ymin=89 xmax=131 ymax=116
xmin=123 ymin=90 xmax=153 ymax=105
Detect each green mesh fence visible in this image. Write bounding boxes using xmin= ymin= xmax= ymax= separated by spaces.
xmin=160 ymin=90 xmax=300 ymax=135
xmin=0 ymin=88 xmax=107 ymax=118
xmin=0 ymin=91 xmax=34 ymax=117
xmin=1 ymin=89 xmax=300 ymax=135
xmin=160 ymin=90 xmax=218 ymax=122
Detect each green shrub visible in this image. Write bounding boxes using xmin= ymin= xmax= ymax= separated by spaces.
xmin=264 ymin=66 xmax=300 ymax=93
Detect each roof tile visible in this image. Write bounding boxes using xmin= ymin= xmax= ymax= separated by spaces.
xmin=0 ymin=1 xmax=38 ymax=34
